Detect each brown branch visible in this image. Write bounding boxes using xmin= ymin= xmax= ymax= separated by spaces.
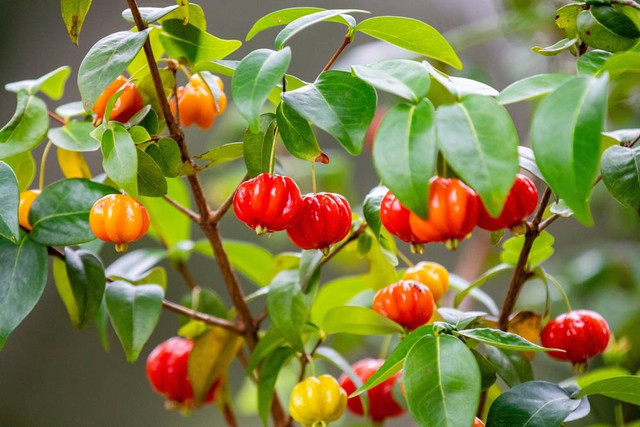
xmin=162 ymin=299 xmax=243 ymax=334
xmin=322 ymin=36 xmax=352 ymax=72
xmin=163 ymin=194 xmax=201 ymax=223
xmin=48 ymin=111 xmax=65 ymax=124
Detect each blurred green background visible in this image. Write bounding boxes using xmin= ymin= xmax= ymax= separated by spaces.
xmin=0 ymin=0 xmax=639 ymax=425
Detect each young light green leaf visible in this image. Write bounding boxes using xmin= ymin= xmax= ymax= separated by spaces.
xmin=246 ymin=7 xmax=356 ymax=41
xmin=3 ymin=152 xmax=35 ymax=192
xmin=449 ymin=274 xmax=499 ymax=316
xmin=274 ymin=9 xmax=367 ymax=49
xmin=78 ymin=29 xmax=151 ymax=110
xmin=404 ymin=335 xmax=480 ymax=427
xmin=454 ymin=263 xmax=514 ymax=308
xmin=457 ymin=328 xmax=557 ymax=352
xmin=136 ymin=149 xmax=167 ymax=197
xmin=282 ymin=70 xmax=376 ymax=156
xmin=276 ymin=102 xmax=321 ymax=162
xmin=310 ymin=275 xmax=372 ymax=325
xmin=29 ymin=179 xmax=117 ymax=246
xmin=55 ymin=102 xmax=89 ymax=119
xmin=601 ymin=145 xmax=640 ymax=214
xmin=0 ymin=162 xmax=19 ymax=243
xmin=532 ymin=37 xmax=579 ymax=56
xmin=0 ymin=234 xmax=48 ymax=350
xmin=555 ymin=3 xmax=582 ymax=39
xmin=531 ymin=74 xmax=608 ymax=225
xmin=5 ymin=66 xmax=71 ymax=100
xmin=436 ymin=95 xmax=519 ymax=217
xmin=500 ymin=231 xmax=555 ymax=268
xmin=48 ymin=121 xmax=99 ymax=152
xmin=243 ymin=113 xmax=277 ymax=177
xmin=101 ymin=125 xmax=138 ymax=198
xmin=184 ymin=142 xmax=244 ymax=175
xmin=105 ymin=281 xmax=163 ymax=363
xmin=176 ymin=0 xmax=189 ymax=24
xmin=258 ymin=347 xmax=293 ymax=425
xmin=0 ymin=91 xmax=49 ymax=159
xmin=61 ymin=0 xmax=92 ymax=44
xmin=373 ymin=99 xmax=436 ymax=219
xmin=159 ymin=20 xmax=241 ymax=65
xmin=438 ymin=308 xmax=486 ymax=330
xmin=352 ymin=59 xmax=430 ymax=103
xmin=141 ymin=178 xmax=191 ymax=248
xmin=232 ymin=48 xmax=291 ymax=131
xmin=323 ymin=305 xmax=404 ymax=336
xmin=267 ymin=270 xmax=307 ymax=350
xmin=577 ymin=376 xmax=640 ymax=405
xmin=497 ymin=74 xmax=574 ymax=105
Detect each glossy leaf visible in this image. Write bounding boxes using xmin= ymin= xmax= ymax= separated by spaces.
xmin=121 ymin=5 xmax=179 ymax=24
xmin=243 ymin=113 xmax=277 ymax=177
xmin=145 ymin=138 xmax=181 ymax=178
xmin=356 ymin=16 xmax=462 ymax=69
xmin=0 ymin=162 xmax=19 ymax=243
xmin=602 ymin=51 xmax=640 ymax=76
xmin=425 ymin=63 xmax=498 ymax=99
xmin=484 ymin=346 xmax=533 ymax=388
xmin=57 ymin=148 xmax=91 ymax=179
xmin=123 ymin=4 xmax=205 ymax=29
xmin=454 ymin=264 xmax=514 ymax=308
xmin=487 ymin=381 xmax=580 ymax=427
xmin=101 ymin=125 xmax=138 ymax=198
xmin=323 ymin=305 xmax=404 ymax=336
xmin=0 ymin=91 xmax=48 ymax=159
xmin=105 ymin=281 xmax=163 ymax=363
xmin=362 ymin=186 xmax=397 ymax=265
xmin=274 ymin=9 xmax=366 ymax=49
xmin=518 ymin=146 xmax=544 ymax=183
xmin=577 ymin=375 xmax=640 ymax=405
xmin=373 ymin=99 xmax=436 ymax=219
xmin=436 ymin=95 xmax=519 ymax=217
xmin=438 ymin=308 xmax=486 ymax=330
xmin=532 ymin=37 xmax=578 ymax=56
xmin=283 ymin=70 xmax=376 ymax=156
xmin=601 ymin=146 xmax=640 ymax=214
xmin=141 ymin=178 xmax=191 ymax=248
xmin=577 ymin=6 xmax=640 ymax=52
xmin=53 ymin=247 xmax=105 ymax=329
xmin=159 ymin=20 xmax=241 ymax=65
xmin=556 ymin=4 xmax=582 ymax=39
xmin=497 ymin=74 xmax=574 ymax=105
xmin=448 ymin=274 xmax=499 ymax=316
xmin=0 ymin=234 xmax=48 ymax=350
xmin=5 ymin=66 xmax=71 ymax=100
xmin=61 ymin=0 xmax=92 ymax=44
xmin=404 ymin=335 xmax=480 ymax=427
xmin=577 ymin=50 xmax=612 ymax=75
xmin=136 ymin=149 xmax=167 ymax=197
xmin=310 ymin=275 xmax=371 ymax=325
xmin=78 ymin=29 xmax=150 ymax=110
xmin=3 ymin=152 xmax=35 ymax=192
xmin=352 ymin=59 xmax=430 ymax=103
xmin=105 ymin=248 xmax=168 ymax=281
xmin=531 ymin=74 xmax=608 ymax=225
xmin=49 ymin=121 xmax=99 ymax=152
xmin=232 ymin=48 xmax=291 ymax=131
xmin=458 ymin=328 xmax=556 ymax=352
xmin=500 ymin=231 xmax=555 ymax=268
xmin=246 ymin=7 xmax=354 ymax=41
xmin=267 ymin=270 xmax=307 ymax=350
xmin=258 ymin=347 xmax=293 ymax=425
xmin=276 ymin=102 xmax=321 ymax=162
xmin=29 ymin=179 xmax=117 ymax=246
xmin=184 ymin=142 xmax=244 ymax=175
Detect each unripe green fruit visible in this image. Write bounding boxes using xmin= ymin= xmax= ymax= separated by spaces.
xmin=577 ymin=5 xmax=640 ymax=52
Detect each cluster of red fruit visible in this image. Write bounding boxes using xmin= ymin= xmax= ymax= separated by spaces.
xmin=233 ymin=173 xmax=352 ymax=253
xmin=381 ymin=174 xmax=539 ymax=251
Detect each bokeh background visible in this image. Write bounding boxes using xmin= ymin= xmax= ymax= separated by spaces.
xmin=1 ymin=0 xmax=639 ymax=425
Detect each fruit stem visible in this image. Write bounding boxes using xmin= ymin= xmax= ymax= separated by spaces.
xmin=321 ymin=35 xmax=352 ymax=72
xmin=396 ymin=249 xmax=414 ymax=268
xmin=614 ymin=402 xmax=625 ymax=427
xmin=38 ymin=140 xmax=53 ymax=192
xmin=378 ymin=334 xmax=393 ymax=359
xmin=311 ymin=161 xmax=317 ymax=193
xmin=115 ymin=243 xmax=129 ymax=253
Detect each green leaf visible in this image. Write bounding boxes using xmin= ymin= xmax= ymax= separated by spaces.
xmin=247 ymin=328 xmax=286 ymax=373
xmin=472 ymin=349 xmax=498 ymax=391
xmin=223 ymin=240 xmax=277 ymax=287
xmin=362 ymin=186 xmax=398 ymax=265
xmin=78 ymin=29 xmax=151 ymax=110
xmin=185 ymin=142 xmax=244 ymax=175
xmin=484 ymin=346 xmax=533 ymax=388
xmin=3 ymin=152 xmax=35 ymax=192
xmin=268 ymin=74 xmax=307 ymax=105
xmin=53 ymin=247 xmax=105 ymax=329
xmin=61 ymin=0 xmax=92 ymax=44
xmin=141 ymin=178 xmax=191 ymax=248
xmin=518 ymin=146 xmax=545 ymax=183
xmin=48 ymin=121 xmax=99 ymax=152
xmin=0 ymin=91 xmax=48 ymax=159
xmin=101 ymin=125 xmax=138 ymax=198
xmin=425 ymin=63 xmax=498 ymax=99
xmin=556 ymin=4 xmax=582 ymax=39
xmin=352 ymin=59 xmax=430 ymax=103
xmin=532 ymin=37 xmax=579 ymax=56
xmin=500 ymin=231 xmax=555 ymax=268
xmin=454 ymin=264 xmax=514 ymax=308
xmin=531 ymin=74 xmax=608 ymax=225
xmin=145 ymin=138 xmax=181 ymax=178
xmin=577 ymin=376 xmax=640 ymax=405
xmin=258 ymin=347 xmax=293 ymax=425
xmin=323 ymin=305 xmax=404 ymax=336
xmin=176 ymin=0 xmax=189 ymax=24
xmin=232 ymin=48 xmax=291 ymax=131
xmin=159 ymin=20 xmax=241 ymax=65
xmin=105 ymin=248 xmax=167 ymax=280
xmin=438 ymin=308 xmax=487 ymax=330
xmin=29 ymin=178 xmax=117 ymax=246
xmin=5 ymin=66 xmax=71 ymax=100
xmin=404 ymin=335 xmax=480 ymax=427
xmin=577 ymin=50 xmax=613 ymax=75
xmin=352 ymin=325 xmax=433 ymax=396
xmin=243 ymin=113 xmax=277 ymax=177
xmin=246 ymin=7 xmax=355 ymax=41
xmin=458 ymin=328 xmax=556 ymax=352
xmin=497 ymin=74 xmax=574 ymax=105
xmin=55 ymin=102 xmax=89 ymax=119
xmin=373 ymin=100 xmax=436 ymax=219
xmin=310 ymin=275 xmax=372 ymax=325
xmin=356 ymin=16 xmax=462 ymax=70
xmin=179 ymin=288 xmax=227 ymax=321
xmin=123 ymin=4 xmax=205 ymax=30
xmin=121 ymin=5 xmax=178 ymax=24
xmin=577 ymin=6 xmax=640 ymax=52
xmin=193 ymin=59 xmax=238 ymax=76
xmin=449 ymin=274 xmax=499 ymax=316
xmin=436 ymin=95 xmax=519 ymax=217
xmin=602 ymin=51 xmax=640 ymax=76
xmin=0 ymin=162 xmax=19 ymax=243
xmin=276 ymin=102 xmax=321 ymax=162
xmin=0 ymin=234 xmax=48 ymax=350
xmin=283 ymin=70 xmax=376 ymax=156
xmin=274 ymin=9 xmax=366 ymax=49
xmin=601 ymin=145 xmax=640 ymax=213
xmin=267 ymin=270 xmax=307 ymax=350
xmin=487 ymin=381 xmax=581 ymax=427
xmin=105 ymin=281 xmax=163 ymax=363
xmin=136 ymin=149 xmax=167 ymax=197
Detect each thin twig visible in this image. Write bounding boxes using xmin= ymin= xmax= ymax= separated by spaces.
xmin=48 ymin=111 xmax=65 ymax=124
xmin=162 ymin=299 xmax=244 ymax=334
xmin=163 ymin=194 xmax=201 ymax=223
xmin=322 ymin=36 xmax=352 ymax=72
xmin=319 ymin=222 xmax=368 ymax=268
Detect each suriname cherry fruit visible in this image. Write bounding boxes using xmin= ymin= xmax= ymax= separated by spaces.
xmin=409 ymin=177 xmax=480 ymax=249
xmin=146 ymin=337 xmax=220 ymax=410
xmin=373 ymin=280 xmax=435 ymax=330
xmin=401 ymin=261 xmax=449 ymax=302
xmin=286 ymin=192 xmax=352 ymax=253
xmin=89 ymin=194 xmax=150 ymax=253
xmin=172 ymin=73 xmax=227 ymax=130
xmin=92 ymin=75 xmax=143 ymax=124
xmin=339 ymin=358 xmax=405 ymax=422
xmin=233 ymin=173 xmax=303 ymax=235
xmin=380 ymin=190 xmax=424 ymax=251
xmin=18 ymin=189 xmax=40 ymax=231
xmin=289 ymin=375 xmax=347 ymax=426
xmin=477 ymin=174 xmax=538 ymax=232
xmin=540 ymin=310 xmax=610 ymax=367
